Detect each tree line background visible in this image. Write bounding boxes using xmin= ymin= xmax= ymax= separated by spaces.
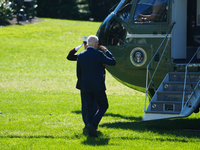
xmin=0 ymin=0 xmax=120 ymax=24
xmin=37 ymin=0 xmax=120 ymax=21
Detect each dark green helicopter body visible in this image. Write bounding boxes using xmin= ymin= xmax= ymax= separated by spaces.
xmin=97 ymin=0 xmax=200 ymax=97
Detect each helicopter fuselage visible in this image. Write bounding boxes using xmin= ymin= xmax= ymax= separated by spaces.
xmin=97 ymin=0 xmax=200 ymax=96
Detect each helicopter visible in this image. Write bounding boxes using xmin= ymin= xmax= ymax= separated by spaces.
xmin=96 ymin=0 xmax=200 ymax=121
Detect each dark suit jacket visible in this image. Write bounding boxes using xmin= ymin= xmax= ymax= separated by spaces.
xmin=67 ymin=48 xmax=77 ymax=61
xmin=76 ymin=47 xmax=116 ymax=92
xmin=67 ymin=47 xmax=106 ymax=75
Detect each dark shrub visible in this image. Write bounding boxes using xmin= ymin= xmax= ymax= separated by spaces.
xmin=37 ymin=0 xmax=80 ymax=20
xmin=0 ymin=0 xmax=13 ymax=24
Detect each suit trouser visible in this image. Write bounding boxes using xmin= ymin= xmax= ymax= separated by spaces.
xmin=81 ymin=94 xmax=98 ymax=126
xmin=81 ymin=90 xmax=108 ymax=128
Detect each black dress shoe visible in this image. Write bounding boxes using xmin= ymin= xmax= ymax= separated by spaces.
xmin=86 ymin=123 xmax=98 ymax=137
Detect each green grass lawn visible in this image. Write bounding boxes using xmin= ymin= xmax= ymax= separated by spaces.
xmin=1 ymin=18 xmax=200 ymax=150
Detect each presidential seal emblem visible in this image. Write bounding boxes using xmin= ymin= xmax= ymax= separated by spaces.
xmin=130 ymin=47 xmax=147 ymax=67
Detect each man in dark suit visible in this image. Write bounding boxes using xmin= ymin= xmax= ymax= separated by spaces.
xmin=67 ymin=36 xmax=99 ymax=129
xmin=76 ymin=35 xmax=116 ymax=137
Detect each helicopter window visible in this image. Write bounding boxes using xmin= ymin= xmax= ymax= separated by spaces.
xmin=99 ymin=20 xmax=126 ymax=46
xmin=107 ymin=21 xmax=126 ymax=45
xmin=116 ymin=0 xmax=134 ymax=22
xmin=133 ymin=0 xmax=169 ymax=23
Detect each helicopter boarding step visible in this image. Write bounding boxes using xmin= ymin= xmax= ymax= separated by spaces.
xmin=143 ymin=72 xmax=200 ymax=121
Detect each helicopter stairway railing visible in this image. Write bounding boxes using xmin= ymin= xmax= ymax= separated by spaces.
xmin=181 ymin=46 xmax=200 ymax=114
xmin=144 ymin=21 xmax=176 ymax=112
xmin=143 ymin=46 xmax=200 ymax=121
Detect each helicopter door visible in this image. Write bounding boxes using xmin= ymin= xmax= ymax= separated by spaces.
xmin=197 ymin=1 xmax=200 ymax=27
xmin=171 ymin=0 xmax=187 ymax=60
xmin=196 ymin=0 xmax=200 ymax=58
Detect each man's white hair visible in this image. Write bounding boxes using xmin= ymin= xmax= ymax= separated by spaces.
xmin=87 ymin=35 xmax=98 ymax=45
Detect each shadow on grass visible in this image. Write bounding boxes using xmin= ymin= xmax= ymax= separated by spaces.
xmin=72 ymin=110 xmax=81 ymax=114
xmin=82 ymin=132 xmax=110 ymax=146
xmin=104 ymin=113 xmax=142 ymax=122
xmin=73 ymin=110 xmax=110 ymax=145
xmin=101 ymin=116 xmax=200 ymax=140
xmin=72 ymin=111 xmax=141 ymax=122
xmin=72 ymin=110 xmax=200 ymax=140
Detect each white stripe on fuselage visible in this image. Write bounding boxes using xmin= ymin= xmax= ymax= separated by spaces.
xmin=126 ymin=33 xmax=172 ymax=38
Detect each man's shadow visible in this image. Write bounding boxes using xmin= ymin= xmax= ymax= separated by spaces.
xmin=81 ymin=130 xmax=110 ymax=146
xmin=72 ymin=110 xmax=110 ymax=145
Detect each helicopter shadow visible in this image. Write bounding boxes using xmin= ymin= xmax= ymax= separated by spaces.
xmin=100 ymin=115 xmax=200 ymax=141
xmin=72 ymin=110 xmax=200 ymax=140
